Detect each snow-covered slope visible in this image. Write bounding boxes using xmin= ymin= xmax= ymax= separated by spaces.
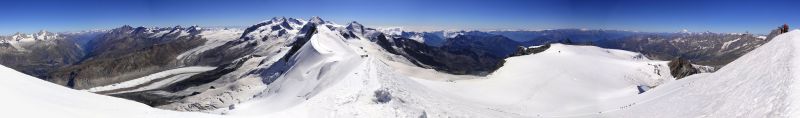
xmin=226 ymin=24 xmax=373 ymax=116
xmin=406 ymin=44 xmax=673 ymax=116
xmin=4 ymin=17 xmax=793 ymax=118
xmin=0 ymin=65 xmax=220 ymax=118
xmin=133 ymin=17 xmax=686 ymax=117
xmin=604 ymin=30 xmax=800 ymax=117
xmin=222 ymin=25 xmax=518 ymax=117
xmin=186 ymin=19 xmax=676 ymax=117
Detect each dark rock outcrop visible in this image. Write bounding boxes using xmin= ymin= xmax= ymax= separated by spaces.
xmin=668 ymin=58 xmax=700 ymax=79
xmin=374 ymin=90 xmax=392 ymax=103
xmin=375 ymin=33 xmax=519 ymax=75
xmin=594 ymin=32 xmax=767 ymax=68
xmin=510 ymin=44 xmax=551 ymax=57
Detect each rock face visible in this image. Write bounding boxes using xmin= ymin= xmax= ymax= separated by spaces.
xmin=48 ymin=26 xmax=206 ymax=89
xmin=377 ymin=32 xmax=520 ymax=75
xmin=510 ymin=44 xmax=551 ymax=57
xmin=668 ymin=58 xmax=700 ymax=79
xmin=594 ymin=32 xmax=767 ymax=68
xmin=374 ymin=90 xmax=392 ymax=103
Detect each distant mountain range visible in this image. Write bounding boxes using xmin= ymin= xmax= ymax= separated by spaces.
xmin=393 ymin=29 xmax=772 ymax=68
xmin=0 ymin=18 xmax=776 ymax=87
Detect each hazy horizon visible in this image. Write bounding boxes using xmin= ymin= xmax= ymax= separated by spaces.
xmin=2 ymin=0 xmax=798 ymax=34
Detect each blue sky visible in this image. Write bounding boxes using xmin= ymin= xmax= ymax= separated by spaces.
xmin=1 ymin=0 xmax=798 ymax=34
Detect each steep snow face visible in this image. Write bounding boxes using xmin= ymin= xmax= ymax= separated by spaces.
xmin=228 ymin=25 xmax=367 ymax=115
xmin=603 ymin=30 xmax=800 ymax=117
xmin=0 ymin=65 xmax=219 ymax=118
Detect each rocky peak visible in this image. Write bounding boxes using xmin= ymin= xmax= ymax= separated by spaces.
xmin=119 ymin=25 xmax=135 ymax=31
xmin=111 ymin=25 xmax=136 ymax=34
xmin=309 ymin=16 xmax=325 ymax=25
xmin=240 ymin=17 xmax=307 ymax=40
xmin=187 ymin=25 xmax=202 ymax=34
xmin=286 ymin=17 xmax=301 ymax=25
xmin=131 ymin=26 xmax=149 ymax=34
xmin=346 ymin=21 xmax=365 ymax=33
xmin=269 ymin=17 xmax=288 ymax=24
xmin=510 ymin=44 xmax=551 ymax=57
xmin=36 ymin=30 xmax=48 ymax=36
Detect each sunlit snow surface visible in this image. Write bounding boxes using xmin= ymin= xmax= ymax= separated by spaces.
xmin=225 ymin=25 xmax=675 ymax=117
xmin=2 ymin=23 xmax=799 ymax=117
xmin=0 ymin=65 xmax=221 ymax=118
xmin=227 ymin=30 xmax=800 ymax=117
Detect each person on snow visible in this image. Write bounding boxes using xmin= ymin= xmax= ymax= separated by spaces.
xmin=782 ymin=24 xmax=790 ymax=33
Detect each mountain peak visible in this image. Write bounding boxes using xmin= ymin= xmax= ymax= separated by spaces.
xmin=240 ymin=16 xmax=306 ymax=40
xmin=347 ymin=21 xmax=364 ymax=30
xmin=348 ymin=21 xmax=362 ymax=27
xmin=271 ymin=16 xmax=287 ymax=23
xmin=309 ymin=16 xmax=325 ymax=25
xmin=37 ymin=29 xmax=48 ymax=35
